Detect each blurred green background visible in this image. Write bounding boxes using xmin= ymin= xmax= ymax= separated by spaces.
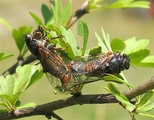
xmin=0 ymin=0 xmax=154 ymax=120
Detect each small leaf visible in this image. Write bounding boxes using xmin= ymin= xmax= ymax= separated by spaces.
xmin=95 ymin=27 xmax=113 ymax=53
xmin=103 ymin=74 xmax=133 ymax=88
xmin=60 ymin=26 xmax=79 ymax=59
xmin=77 ymin=20 xmax=89 ymax=55
xmin=115 ymin=95 xmax=136 ymax=112
xmin=137 ymin=100 xmax=154 ymax=112
xmin=26 ymin=65 xmax=44 ymax=89
xmin=107 ymin=83 xmax=120 ymax=95
xmin=87 ymin=0 xmax=102 ymax=11
xmin=101 ymin=27 xmax=112 ymax=52
xmin=52 ymin=0 xmax=72 ymax=26
xmin=0 ymin=52 xmax=14 ymax=61
xmin=88 ymin=46 xmax=101 ymax=56
xmin=41 ymin=4 xmax=53 ymax=25
xmin=129 ymin=49 xmax=154 ymax=67
xmin=12 ymin=26 xmax=32 ymax=56
xmin=0 ymin=75 xmax=15 ymax=95
xmin=95 ymin=32 xmax=108 ymax=53
xmin=29 ymin=12 xmax=43 ymax=25
xmin=13 ymin=65 xmax=32 ymax=94
xmin=60 ymin=0 xmax=72 ymax=25
xmin=111 ymin=38 xmax=125 ymax=52
xmin=138 ymin=91 xmax=154 ymax=107
xmin=123 ymin=37 xmax=149 ymax=54
xmin=108 ymin=1 xmax=150 ymax=9
xmin=0 ymin=17 xmax=11 ymax=31
xmin=106 ymin=83 xmax=135 ymax=112
xmin=139 ymin=56 xmax=154 ymax=68
xmin=129 ymin=49 xmax=150 ymax=63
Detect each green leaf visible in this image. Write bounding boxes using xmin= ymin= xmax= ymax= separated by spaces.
xmin=115 ymin=94 xmax=136 ymax=112
xmin=139 ymin=56 xmax=154 ymax=67
xmin=0 ymin=52 xmax=14 ymax=61
xmin=12 ymin=26 xmax=32 ymax=56
xmin=26 ymin=66 xmax=44 ymax=89
xmin=60 ymin=0 xmax=72 ymax=26
xmin=129 ymin=49 xmax=150 ymax=63
xmin=129 ymin=49 xmax=154 ymax=67
xmin=29 ymin=12 xmax=43 ymax=25
xmin=0 ymin=17 xmax=11 ymax=31
xmin=0 ymin=75 xmax=15 ymax=95
xmin=95 ymin=27 xmax=112 ymax=53
xmin=0 ymin=64 xmax=43 ymax=110
xmin=95 ymin=32 xmax=108 ymax=53
xmin=108 ymin=1 xmax=150 ymax=9
xmin=122 ymin=37 xmax=149 ymax=55
xmin=0 ymin=93 xmax=21 ymax=110
xmin=77 ymin=20 xmax=89 ymax=56
xmin=137 ymin=91 xmax=154 ymax=107
xmin=13 ymin=65 xmax=32 ymax=94
xmin=107 ymin=82 xmax=120 ymax=95
xmin=88 ymin=46 xmax=101 ymax=56
xmin=107 ymin=83 xmax=136 ymax=112
xmin=87 ymin=0 xmax=102 ymax=11
xmin=41 ymin=4 xmax=53 ymax=25
xmin=103 ymin=74 xmax=133 ymax=88
xmin=60 ymin=26 xmax=79 ymax=59
xmin=137 ymin=100 xmax=154 ymax=112
xmin=101 ymin=27 xmax=112 ymax=52
xmin=52 ymin=0 xmax=72 ymax=26
xmin=111 ymin=38 xmax=125 ymax=52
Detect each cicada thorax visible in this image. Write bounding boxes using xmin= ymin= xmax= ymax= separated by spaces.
xmin=88 ymin=51 xmax=130 ymax=76
xmin=102 ymin=51 xmax=130 ymax=74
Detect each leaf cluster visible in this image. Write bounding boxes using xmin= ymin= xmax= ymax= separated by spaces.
xmin=0 ymin=0 xmax=153 ymax=119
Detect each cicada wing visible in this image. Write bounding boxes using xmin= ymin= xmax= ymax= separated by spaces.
xmin=46 ymin=72 xmax=67 ymax=94
xmin=70 ymin=52 xmax=114 ymax=76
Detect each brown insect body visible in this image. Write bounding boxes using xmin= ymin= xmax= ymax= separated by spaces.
xmin=70 ymin=51 xmax=130 ymax=77
xmin=25 ymin=26 xmax=71 ymax=87
xmin=70 ymin=52 xmax=114 ymax=75
xmin=25 ymin=25 xmax=130 ymax=94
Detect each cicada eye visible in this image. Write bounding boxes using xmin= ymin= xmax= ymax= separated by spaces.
xmin=25 ymin=34 xmax=32 ymax=42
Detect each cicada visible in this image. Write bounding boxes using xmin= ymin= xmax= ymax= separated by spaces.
xmin=25 ymin=25 xmax=130 ymax=94
xmin=70 ymin=51 xmax=130 ymax=77
xmin=25 ymin=26 xmax=86 ymax=94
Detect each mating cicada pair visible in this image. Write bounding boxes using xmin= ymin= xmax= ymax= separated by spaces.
xmin=25 ymin=25 xmax=130 ymax=94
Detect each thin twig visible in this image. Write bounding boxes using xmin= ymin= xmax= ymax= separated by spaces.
xmin=66 ymin=1 xmax=89 ymax=29
xmin=2 ymin=55 xmax=36 ymax=77
xmin=0 ymin=76 xmax=153 ymax=119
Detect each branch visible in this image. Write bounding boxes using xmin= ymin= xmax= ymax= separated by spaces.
xmin=2 ymin=55 xmax=36 ymax=77
xmin=1 ymin=1 xmax=89 ymax=77
xmin=66 ymin=1 xmax=89 ymax=29
xmin=1 ymin=76 xmax=153 ymax=120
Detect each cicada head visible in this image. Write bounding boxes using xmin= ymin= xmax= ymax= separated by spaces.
xmin=107 ymin=52 xmax=130 ymax=74
xmin=25 ymin=34 xmax=39 ymax=56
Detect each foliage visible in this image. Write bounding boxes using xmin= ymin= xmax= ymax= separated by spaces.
xmin=0 ymin=0 xmax=153 ymax=119
xmin=0 ymin=65 xmax=44 ymax=112
xmin=0 ymin=52 xmax=14 ymax=61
